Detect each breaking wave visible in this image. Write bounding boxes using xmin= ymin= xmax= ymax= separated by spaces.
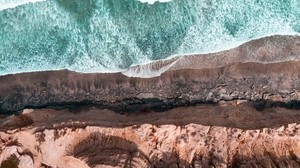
xmin=0 ymin=0 xmax=299 ymax=76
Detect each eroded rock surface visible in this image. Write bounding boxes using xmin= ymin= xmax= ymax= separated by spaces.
xmin=1 ymin=105 xmax=300 ymax=168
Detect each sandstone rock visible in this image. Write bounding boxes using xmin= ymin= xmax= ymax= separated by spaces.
xmin=0 ymin=106 xmax=300 ymax=168
xmin=18 ymin=155 xmax=33 ymax=168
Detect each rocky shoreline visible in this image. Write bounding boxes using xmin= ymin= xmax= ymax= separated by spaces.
xmin=1 ymin=35 xmax=300 ymax=114
xmin=1 ymin=35 xmax=300 ymax=167
xmin=1 ymin=60 xmax=300 ymax=114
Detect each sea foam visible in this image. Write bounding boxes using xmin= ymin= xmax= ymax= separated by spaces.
xmin=0 ymin=0 xmax=299 ymax=77
xmin=0 ymin=0 xmax=45 ymax=11
xmin=138 ymin=0 xmax=172 ymax=4
xmin=0 ymin=0 xmax=171 ymax=11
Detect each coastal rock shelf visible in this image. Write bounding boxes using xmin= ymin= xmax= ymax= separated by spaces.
xmin=1 ymin=35 xmax=300 ymax=114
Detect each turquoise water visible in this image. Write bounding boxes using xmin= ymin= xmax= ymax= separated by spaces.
xmin=0 ymin=0 xmax=299 ymax=75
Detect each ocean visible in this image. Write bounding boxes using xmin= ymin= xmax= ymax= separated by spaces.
xmin=0 ymin=0 xmax=299 ymax=76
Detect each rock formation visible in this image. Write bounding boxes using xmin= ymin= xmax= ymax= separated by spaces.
xmin=1 ymin=105 xmax=300 ymax=168
xmin=1 ymin=35 xmax=300 ymax=167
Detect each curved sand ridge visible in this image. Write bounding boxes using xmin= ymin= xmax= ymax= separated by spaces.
xmin=123 ymin=35 xmax=300 ymax=77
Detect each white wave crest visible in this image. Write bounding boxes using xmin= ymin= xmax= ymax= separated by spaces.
xmin=0 ymin=0 xmax=171 ymax=11
xmin=137 ymin=0 xmax=172 ymax=4
xmin=0 ymin=0 xmax=45 ymax=11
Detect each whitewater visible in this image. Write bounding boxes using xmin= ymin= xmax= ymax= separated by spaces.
xmin=0 ymin=0 xmax=299 ymax=77
xmin=0 ymin=0 xmax=172 ymax=11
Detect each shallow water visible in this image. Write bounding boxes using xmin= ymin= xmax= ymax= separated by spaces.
xmin=0 ymin=0 xmax=299 ymax=76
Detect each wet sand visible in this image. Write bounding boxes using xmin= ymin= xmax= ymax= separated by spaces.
xmin=1 ymin=35 xmax=300 ymax=167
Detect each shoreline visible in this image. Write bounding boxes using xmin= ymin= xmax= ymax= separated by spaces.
xmin=1 ymin=35 xmax=300 ymax=167
xmin=123 ymin=35 xmax=300 ymax=77
xmin=0 ymin=35 xmax=299 ymax=78
xmin=1 ymin=35 xmax=300 ymax=113
xmin=2 ymin=60 xmax=300 ymax=113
